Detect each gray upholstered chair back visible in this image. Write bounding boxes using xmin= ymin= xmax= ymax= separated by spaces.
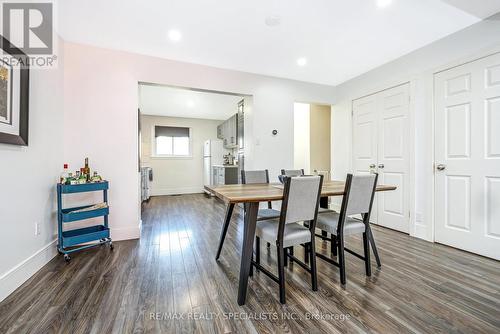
xmin=242 ymin=170 xmax=269 ymax=184
xmin=345 ymin=174 xmax=377 ymax=216
xmin=281 ymin=169 xmax=304 ymax=177
xmin=283 ymin=176 xmax=322 ymax=224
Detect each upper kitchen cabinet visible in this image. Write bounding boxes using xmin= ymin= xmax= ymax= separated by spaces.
xmin=217 ymin=123 xmax=223 ymax=139
xmin=219 ymin=114 xmax=238 ymax=149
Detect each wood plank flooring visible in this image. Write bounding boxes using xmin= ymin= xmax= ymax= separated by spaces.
xmin=0 ymin=194 xmax=499 ymax=333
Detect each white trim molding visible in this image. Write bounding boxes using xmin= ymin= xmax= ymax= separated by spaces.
xmin=151 ymin=186 xmax=204 ymax=196
xmin=0 ymin=240 xmax=58 ymax=303
xmin=111 ymin=222 xmax=142 ymax=241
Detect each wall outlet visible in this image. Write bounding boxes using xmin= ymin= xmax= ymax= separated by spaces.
xmin=34 ymin=221 xmax=41 ymax=236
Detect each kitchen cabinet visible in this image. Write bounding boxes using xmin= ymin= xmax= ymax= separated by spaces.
xmin=212 ymin=166 xmax=238 ymax=185
xmin=217 ymin=124 xmax=223 ymax=139
xmin=218 ymin=114 xmax=238 ymax=149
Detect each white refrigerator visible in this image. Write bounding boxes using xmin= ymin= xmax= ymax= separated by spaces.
xmin=203 ymin=139 xmax=224 ymax=190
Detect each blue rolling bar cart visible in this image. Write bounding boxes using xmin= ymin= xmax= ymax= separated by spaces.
xmin=57 ymin=181 xmax=113 ymax=262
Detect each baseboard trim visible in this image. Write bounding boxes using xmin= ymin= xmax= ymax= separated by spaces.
xmin=414 ymin=222 xmax=431 ymax=241
xmin=151 ymin=186 xmax=203 ymax=196
xmin=329 ymin=202 xmax=341 ymax=212
xmin=111 ymin=223 xmax=141 ymax=241
xmin=0 ymin=239 xmax=58 ymax=303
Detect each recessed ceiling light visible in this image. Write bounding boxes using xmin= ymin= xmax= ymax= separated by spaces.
xmin=376 ymin=0 xmax=392 ymax=8
xmin=296 ymin=57 xmax=307 ymax=66
xmin=168 ymin=29 xmax=182 ymax=42
xmin=186 ymin=100 xmax=195 ymax=108
xmin=265 ymin=15 xmax=281 ymax=27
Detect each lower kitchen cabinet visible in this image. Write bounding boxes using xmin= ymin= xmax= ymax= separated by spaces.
xmin=212 ymin=166 xmax=238 ymax=185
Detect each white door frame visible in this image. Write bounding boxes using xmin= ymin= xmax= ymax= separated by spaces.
xmin=351 ymin=81 xmax=415 ymax=235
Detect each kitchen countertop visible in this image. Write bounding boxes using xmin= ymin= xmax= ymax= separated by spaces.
xmin=212 ymin=165 xmax=239 ymax=168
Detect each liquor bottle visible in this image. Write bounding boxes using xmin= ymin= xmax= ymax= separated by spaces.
xmin=78 ymin=168 xmax=87 ymax=184
xmin=84 ymin=157 xmax=91 ymax=182
xmin=60 ymin=164 xmax=69 ymax=184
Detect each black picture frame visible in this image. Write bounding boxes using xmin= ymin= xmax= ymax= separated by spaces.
xmin=0 ymin=36 xmax=30 ymax=146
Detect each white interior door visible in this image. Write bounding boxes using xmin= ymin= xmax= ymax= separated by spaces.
xmin=434 ymin=52 xmax=500 ymax=260
xmin=352 ymin=83 xmax=410 ymax=232
xmin=377 ymin=84 xmax=410 ymax=233
xmin=352 ymin=94 xmax=379 ymax=223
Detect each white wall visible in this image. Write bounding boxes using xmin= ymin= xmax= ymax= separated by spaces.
xmin=0 ymin=39 xmax=65 ymax=302
xmin=140 ymin=115 xmax=222 ymax=195
xmin=332 ymin=15 xmax=500 ymax=241
xmin=63 ymin=42 xmax=336 ymax=242
xmin=293 ymin=103 xmax=310 ymax=173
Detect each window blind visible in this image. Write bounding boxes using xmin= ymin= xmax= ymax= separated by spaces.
xmin=155 ymin=126 xmax=189 ymax=138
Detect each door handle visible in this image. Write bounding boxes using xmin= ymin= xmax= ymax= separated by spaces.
xmin=378 ymin=164 xmax=385 ymax=169
xmin=436 ymin=164 xmax=446 ymax=171
xmin=369 ymin=164 xmax=376 ymax=169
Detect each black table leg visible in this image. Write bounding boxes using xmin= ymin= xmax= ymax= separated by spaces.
xmin=215 ymin=203 xmax=234 ymax=261
xmin=237 ymin=202 xmax=259 ymax=306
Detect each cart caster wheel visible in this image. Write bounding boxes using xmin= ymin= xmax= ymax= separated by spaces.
xmin=109 ymin=242 xmax=114 ymax=250
xmin=64 ymin=254 xmax=71 ymax=262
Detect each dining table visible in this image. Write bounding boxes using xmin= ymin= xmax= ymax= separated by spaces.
xmin=204 ymin=180 xmax=397 ymax=306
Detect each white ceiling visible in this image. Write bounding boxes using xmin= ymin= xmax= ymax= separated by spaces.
xmin=59 ymin=0 xmax=500 ymax=86
xmin=139 ymin=84 xmax=244 ymax=120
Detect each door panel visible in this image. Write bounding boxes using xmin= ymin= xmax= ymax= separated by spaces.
xmin=352 ymin=83 xmax=410 ymax=231
xmin=435 ymin=52 xmax=500 ymax=260
xmin=377 ymin=84 xmax=410 ymax=233
xmin=353 ymin=95 xmax=378 ymax=223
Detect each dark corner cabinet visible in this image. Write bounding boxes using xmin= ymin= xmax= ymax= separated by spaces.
xmin=217 ymin=113 xmax=238 ymax=149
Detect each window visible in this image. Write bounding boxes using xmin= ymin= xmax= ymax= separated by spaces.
xmin=154 ymin=126 xmax=191 ymax=157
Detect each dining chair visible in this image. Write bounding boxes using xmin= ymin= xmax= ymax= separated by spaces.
xmin=313 ymin=173 xmax=378 ymax=285
xmin=281 ymin=168 xmax=332 ymax=254
xmin=241 ymin=170 xmax=281 ymax=219
xmin=251 ymin=175 xmax=323 ymax=304
xmin=215 ymin=169 xmax=281 ymax=261
xmin=240 ymin=169 xmax=282 ymax=250
xmin=280 ymin=169 xmax=305 ymax=177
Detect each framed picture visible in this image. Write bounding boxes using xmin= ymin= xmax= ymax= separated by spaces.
xmin=0 ymin=36 xmax=29 ymax=146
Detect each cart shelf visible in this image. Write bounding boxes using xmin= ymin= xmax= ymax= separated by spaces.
xmin=58 ymin=181 xmax=108 ymax=194
xmin=62 ymin=225 xmax=110 ymax=248
xmin=61 ymin=205 xmax=109 ymax=222
xmin=57 ymin=180 xmax=112 ymax=262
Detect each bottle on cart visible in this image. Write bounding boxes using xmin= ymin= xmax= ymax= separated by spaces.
xmin=69 ymin=172 xmax=78 ymax=185
xmin=60 ymin=164 xmax=69 ymax=184
xmin=84 ymin=157 xmax=91 ymax=182
xmin=91 ymin=171 xmax=102 ymax=183
xmin=65 ymin=172 xmax=74 ymax=185
xmin=78 ymin=168 xmax=87 ymax=184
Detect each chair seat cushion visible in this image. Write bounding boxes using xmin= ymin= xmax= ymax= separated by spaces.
xmin=316 ymin=212 xmax=366 ymax=236
xmin=255 ymin=220 xmax=311 ymax=248
xmin=318 ymin=207 xmax=334 ymax=214
xmin=257 ymin=208 xmax=281 ymax=220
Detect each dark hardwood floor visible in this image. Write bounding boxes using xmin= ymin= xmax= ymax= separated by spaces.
xmin=1 ymin=194 xmax=499 ymax=333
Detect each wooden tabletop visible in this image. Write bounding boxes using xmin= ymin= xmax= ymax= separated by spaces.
xmin=205 ymin=180 xmax=397 ymax=204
